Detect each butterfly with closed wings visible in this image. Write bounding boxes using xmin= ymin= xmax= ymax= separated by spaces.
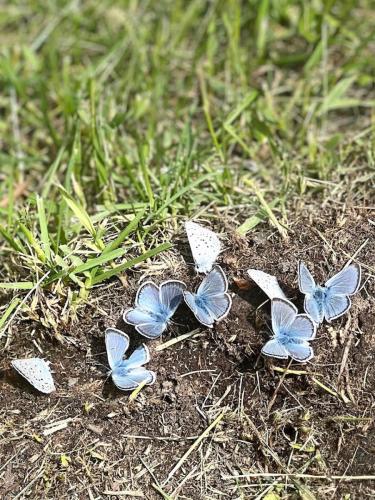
xmin=11 ymin=358 xmax=56 ymax=394
xmin=262 ymin=298 xmax=316 ymax=362
xmin=247 ymin=269 xmax=287 ymax=300
xmin=183 ymin=265 xmax=232 ymax=328
xmin=185 ymin=221 xmax=221 ymax=274
xmin=298 ymin=261 xmax=361 ymax=324
xmin=105 ymin=328 xmax=156 ymax=390
xmin=124 ymin=280 xmax=186 ymax=339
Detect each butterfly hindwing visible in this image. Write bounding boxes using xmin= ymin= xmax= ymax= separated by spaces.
xmin=112 ymin=366 xmax=156 ymax=390
xmin=324 ymin=294 xmax=351 ymax=322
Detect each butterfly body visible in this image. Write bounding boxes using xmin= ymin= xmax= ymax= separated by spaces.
xmin=298 ymin=262 xmax=361 ymax=324
xmin=183 ymin=265 xmax=232 ymax=328
xmin=105 ymin=328 xmax=155 ymax=390
xmin=262 ymin=298 xmax=316 ymax=362
xmin=124 ymin=280 xmax=186 ymax=338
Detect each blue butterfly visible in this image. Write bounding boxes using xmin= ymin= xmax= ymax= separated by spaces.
xmin=123 ymin=280 xmax=186 ymax=338
xmin=183 ymin=265 xmax=232 ymax=328
xmin=262 ymin=298 xmax=316 ymax=362
xmin=105 ymin=328 xmax=156 ymax=390
xmin=298 ymin=261 xmax=361 ymax=324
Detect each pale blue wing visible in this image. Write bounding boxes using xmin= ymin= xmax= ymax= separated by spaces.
xmin=124 ymin=308 xmax=155 ymax=325
xmin=324 ymin=294 xmax=351 ymax=322
xmin=262 ymin=339 xmax=288 ymax=359
xmin=135 ymin=281 xmax=160 ymax=311
xmin=286 ymin=341 xmax=314 ymax=362
xmin=271 ymin=299 xmax=297 ymax=336
xmin=204 ymin=293 xmax=232 ymax=321
xmin=159 ymin=281 xmax=186 ymax=317
xmin=105 ymin=328 xmax=129 ymax=370
xmin=124 ymin=344 xmax=150 ymax=369
xmin=185 ymin=221 xmax=221 ymax=273
xmin=325 ymin=264 xmax=361 ymax=295
xmin=298 ymin=262 xmax=316 ymax=294
xmin=184 ymin=291 xmax=214 ymax=327
xmin=135 ymin=321 xmax=167 ymax=339
xmin=183 ymin=291 xmax=198 ymax=315
xmin=304 ymin=295 xmax=324 ymax=324
xmin=288 ymin=315 xmax=316 ymax=341
xmin=197 ymin=265 xmax=228 ymax=297
xmin=112 ymin=366 xmax=156 ymax=390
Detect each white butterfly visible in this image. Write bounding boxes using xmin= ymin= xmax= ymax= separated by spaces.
xmin=185 ymin=221 xmax=221 ymax=273
xmin=247 ymin=269 xmax=287 ymax=300
xmin=11 ymin=358 xmax=56 ymax=394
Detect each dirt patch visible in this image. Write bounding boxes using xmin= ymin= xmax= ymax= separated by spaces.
xmin=1 ymin=205 xmax=374 ymax=499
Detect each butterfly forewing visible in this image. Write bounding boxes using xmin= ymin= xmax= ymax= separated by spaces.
xmin=185 ymin=221 xmax=221 ymax=273
xmin=105 ymin=328 xmax=130 ymax=370
xmin=287 ymin=315 xmax=316 ymax=340
xmin=271 ymin=299 xmax=297 ymax=335
xmin=159 ymin=281 xmax=186 ymax=316
xmin=11 ymin=358 xmax=55 ymax=394
xmin=197 ymin=265 xmax=228 ymax=296
xmin=325 ymin=264 xmax=361 ymax=295
xmin=135 ymin=282 xmax=160 ymax=311
xmin=298 ymin=262 xmax=316 ymax=294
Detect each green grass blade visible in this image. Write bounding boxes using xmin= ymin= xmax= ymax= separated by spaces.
xmin=91 ymin=242 xmax=171 ymax=285
xmin=102 ymin=208 xmax=146 ymax=254
xmin=19 ymin=223 xmax=46 ymax=263
xmin=36 ymin=195 xmax=51 ymax=262
xmin=59 ymin=186 xmax=96 ymax=238
xmin=0 ymin=282 xmax=34 ymax=290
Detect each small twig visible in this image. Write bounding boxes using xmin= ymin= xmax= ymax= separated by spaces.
xmin=163 ymin=411 xmax=225 ymax=485
xmin=268 ymin=359 xmax=292 ymax=412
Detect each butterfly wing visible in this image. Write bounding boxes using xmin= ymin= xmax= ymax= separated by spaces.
xmin=11 ymin=358 xmax=55 ymax=394
xmin=105 ymin=328 xmax=129 ymax=370
xmin=112 ymin=366 xmax=156 ymax=391
xmin=197 ymin=265 xmax=228 ymax=295
xmin=124 ymin=344 xmax=150 ymax=370
xmin=304 ymin=295 xmax=324 ymax=324
xmin=135 ymin=281 xmax=160 ymax=310
xmin=325 ymin=263 xmax=361 ymax=295
xmin=261 ymin=339 xmax=289 ymax=359
xmin=183 ymin=291 xmax=214 ymax=327
xmin=286 ymin=341 xmax=314 ymax=362
xmin=298 ymin=262 xmax=316 ymax=294
xmin=185 ymin=221 xmax=221 ymax=273
xmin=271 ymin=298 xmax=297 ymax=336
xmin=323 ymin=294 xmax=351 ymax=322
xmin=247 ymin=269 xmax=286 ymax=300
xmin=288 ymin=314 xmax=316 ymax=341
xmin=159 ymin=280 xmax=186 ymax=318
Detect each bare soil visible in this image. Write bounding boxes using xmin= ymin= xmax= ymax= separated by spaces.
xmin=1 ymin=205 xmax=374 ymax=499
